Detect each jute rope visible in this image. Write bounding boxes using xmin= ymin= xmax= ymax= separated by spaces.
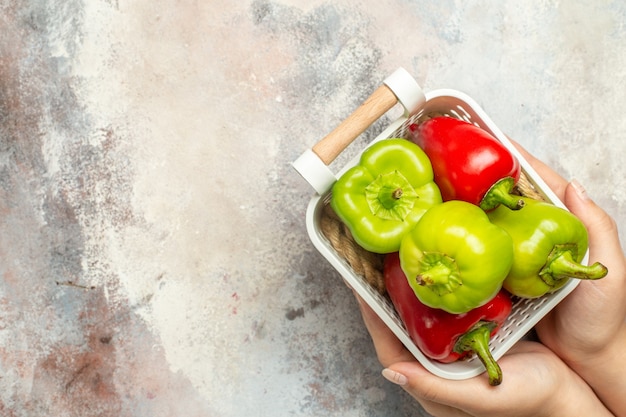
xmin=320 ymin=203 xmax=387 ymax=294
xmin=320 ymin=172 xmax=544 ymax=295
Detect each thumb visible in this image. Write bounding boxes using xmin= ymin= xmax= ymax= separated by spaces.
xmin=562 ymin=180 xmax=626 ymax=319
xmin=563 ymin=180 xmax=623 ymax=267
xmin=383 ymin=362 xmax=475 ymax=417
xmin=384 ymin=361 xmax=489 ymax=408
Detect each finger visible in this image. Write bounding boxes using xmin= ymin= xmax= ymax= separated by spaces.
xmin=382 ymin=363 xmax=473 ymax=417
xmin=386 ymin=342 xmax=548 ymax=413
xmin=563 ymin=181 xmax=626 ymax=298
xmin=353 ymin=293 xmax=415 ymax=366
xmin=390 ymin=361 xmax=487 ymax=411
xmin=564 ymin=180 xmax=622 ymax=259
xmin=509 ymin=140 xmax=568 ymax=201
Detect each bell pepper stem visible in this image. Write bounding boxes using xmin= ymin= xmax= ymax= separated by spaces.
xmin=480 ymin=177 xmax=525 ymax=211
xmin=540 ymin=244 xmax=608 ymax=286
xmin=416 ymin=253 xmax=462 ymax=296
xmin=454 ymin=322 xmax=502 ymax=386
xmin=365 ymin=170 xmax=418 ymax=221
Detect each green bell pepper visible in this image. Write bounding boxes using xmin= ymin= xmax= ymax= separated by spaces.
xmin=399 ymin=200 xmax=514 ymax=314
xmin=331 ymin=138 xmax=442 ymax=254
xmin=487 ymin=196 xmax=608 ymax=298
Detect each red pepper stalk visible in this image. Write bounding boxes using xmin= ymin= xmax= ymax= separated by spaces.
xmin=384 ymin=252 xmax=513 ymax=386
xmin=409 ymin=117 xmax=524 ymax=211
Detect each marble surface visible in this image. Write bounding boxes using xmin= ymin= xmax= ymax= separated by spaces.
xmin=1 ymin=1 xmax=625 ymax=416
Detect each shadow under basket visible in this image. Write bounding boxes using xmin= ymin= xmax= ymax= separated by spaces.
xmin=294 ymin=68 xmax=586 ymax=381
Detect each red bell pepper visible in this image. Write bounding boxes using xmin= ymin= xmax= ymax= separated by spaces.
xmin=409 ymin=116 xmax=523 ymax=211
xmin=384 ymin=252 xmax=513 ymax=386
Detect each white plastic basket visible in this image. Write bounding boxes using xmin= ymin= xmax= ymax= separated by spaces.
xmin=293 ymin=68 xmax=585 ymax=380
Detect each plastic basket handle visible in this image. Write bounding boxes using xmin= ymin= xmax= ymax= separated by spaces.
xmin=293 ymin=67 xmax=425 ymax=194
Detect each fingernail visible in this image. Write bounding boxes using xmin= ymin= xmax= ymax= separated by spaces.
xmin=382 ymin=368 xmax=408 ymax=386
xmin=570 ymin=179 xmax=589 ymax=201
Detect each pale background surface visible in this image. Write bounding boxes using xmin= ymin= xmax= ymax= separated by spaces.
xmin=1 ymin=1 xmax=625 ymax=416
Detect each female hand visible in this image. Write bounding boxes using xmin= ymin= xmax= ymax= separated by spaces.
xmin=355 ymin=293 xmax=611 ymax=417
xmin=514 ymin=145 xmax=626 ymax=416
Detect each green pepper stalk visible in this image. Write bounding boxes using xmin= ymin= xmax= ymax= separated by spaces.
xmin=331 ymin=138 xmax=442 ymax=254
xmin=487 ymin=197 xmax=608 ymax=298
xmin=399 ymin=200 xmax=514 ymax=314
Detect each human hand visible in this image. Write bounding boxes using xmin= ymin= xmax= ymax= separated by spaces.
xmin=513 ymin=145 xmax=626 ymax=358
xmin=514 ymin=144 xmax=626 ymax=416
xmin=355 ymin=293 xmax=611 ymax=417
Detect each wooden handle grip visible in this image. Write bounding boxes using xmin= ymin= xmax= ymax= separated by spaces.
xmin=312 ymin=84 xmax=398 ymax=165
